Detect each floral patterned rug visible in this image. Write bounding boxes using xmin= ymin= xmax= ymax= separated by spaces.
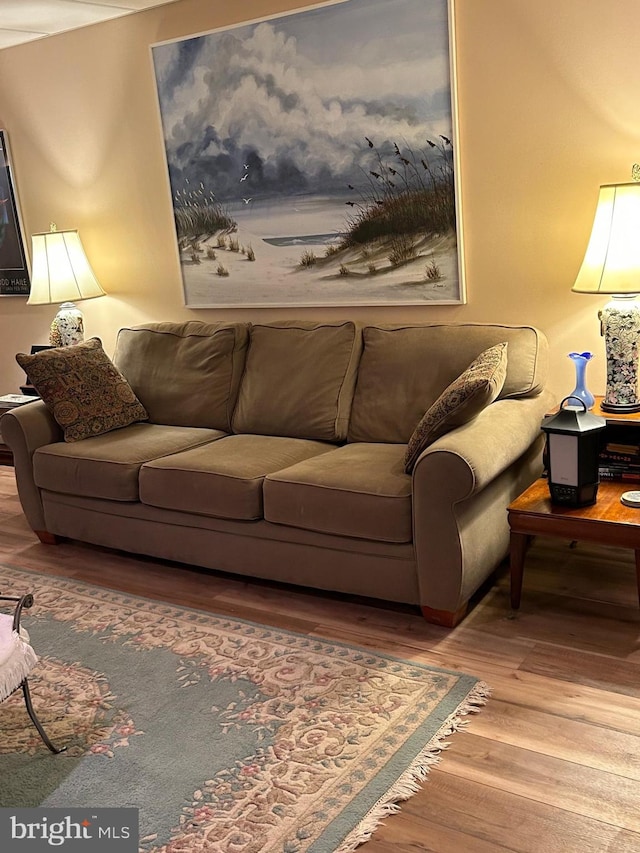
xmin=0 ymin=566 xmax=489 ymax=852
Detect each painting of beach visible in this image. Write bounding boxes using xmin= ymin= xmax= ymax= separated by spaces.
xmin=151 ymin=0 xmax=464 ymax=307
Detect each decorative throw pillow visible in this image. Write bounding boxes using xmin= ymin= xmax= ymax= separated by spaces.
xmin=16 ymin=338 xmax=148 ymax=442
xmin=404 ymin=342 xmax=508 ymax=473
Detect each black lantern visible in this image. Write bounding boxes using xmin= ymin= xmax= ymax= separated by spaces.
xmin=541 ymin=396 xmax=606 ymax=507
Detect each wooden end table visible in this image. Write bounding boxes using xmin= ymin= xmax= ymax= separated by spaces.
xmin=508 ymin=478 xmax=640 ymax=609
xmin=0 ymin=395 xmax=38 ymax=465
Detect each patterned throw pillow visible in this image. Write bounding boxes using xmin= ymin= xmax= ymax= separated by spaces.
xmin=404 ymin=342 xmax=508 ymax=473
xmin=16 ymin=338 xmax=148 ymax=442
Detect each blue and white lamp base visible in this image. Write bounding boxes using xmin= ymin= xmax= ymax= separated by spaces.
xmin=599 ymin=295 xmax=640 ymax=413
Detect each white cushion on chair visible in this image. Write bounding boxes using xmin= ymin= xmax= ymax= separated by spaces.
xmin=0 ymin=613 xmax=38 ymax=702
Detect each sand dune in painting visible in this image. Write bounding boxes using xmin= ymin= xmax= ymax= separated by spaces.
xmin=180 ymin=196 xmax=458 ymax=307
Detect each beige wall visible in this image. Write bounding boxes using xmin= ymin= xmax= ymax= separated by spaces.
xmin=0 ymin=0 xmax=639 ymax=400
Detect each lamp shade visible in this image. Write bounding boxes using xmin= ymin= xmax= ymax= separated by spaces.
xmin=571 ymin=182 xmax=640 ymax=295
xmin=28 ymin=229 xmax=105 ymax=306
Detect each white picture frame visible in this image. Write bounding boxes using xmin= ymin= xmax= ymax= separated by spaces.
xmin=151 ymin=0 xmax=465 ymax=308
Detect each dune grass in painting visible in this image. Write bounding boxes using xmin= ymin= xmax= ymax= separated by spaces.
xmin=175 ymin=138 xmax=457 ymax=304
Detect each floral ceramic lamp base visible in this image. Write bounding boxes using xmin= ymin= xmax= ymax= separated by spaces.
xmin=49 ymin=302 xmax=84 ymax=347
xmin=599 ymin=295 xmax=640 ymax=413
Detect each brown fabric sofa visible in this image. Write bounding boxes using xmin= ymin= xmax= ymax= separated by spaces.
xmin=2 ymin=320 xmax=553 ymax=626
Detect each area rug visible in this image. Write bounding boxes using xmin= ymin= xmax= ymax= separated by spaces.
xmin=0 ymin=565 xmax=489 ymax=852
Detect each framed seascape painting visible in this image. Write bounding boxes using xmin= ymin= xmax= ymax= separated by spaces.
xmin=151 ymin=0 xmax=464 ymax=308
xmin=0 ymin=130 xmax=30 ymax=296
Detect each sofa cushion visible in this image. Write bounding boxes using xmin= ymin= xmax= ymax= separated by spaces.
xmin=16 ymin=338 xmax=148 ymax=442
xmin=348 ymin=323 xmax=547 ymax=444
xmin=404 ymin=342 xmax=508 ymax=473
xmin=231 ymin=321 xmax=362 ymax=441
xmin=113 ymin=321 xmax=249 ymax=431
xmin=139 ymin=434 xmax=335 ymax=521
xmin=264 ymin=443 xmax=412 ymax=543
xmin=33 ymin=423 xmax=224 ymax=501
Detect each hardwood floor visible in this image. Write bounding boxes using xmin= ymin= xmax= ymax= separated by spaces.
xmin=1 ymin=466 xmax=639 ymax=852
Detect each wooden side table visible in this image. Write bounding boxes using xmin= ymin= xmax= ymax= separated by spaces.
xmin=0 ymin=395 xmax=38 ymax=466
xmin=589 ymin=395 xmax=640 ymax=424
xmin=508 ymin=478 xmax=640 ymax=609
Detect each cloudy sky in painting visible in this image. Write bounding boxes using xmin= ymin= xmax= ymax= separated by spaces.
xmin=152 ymin=0 xmax=453 ymax=201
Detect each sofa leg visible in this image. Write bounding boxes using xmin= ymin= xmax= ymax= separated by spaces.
xmin=421 ymin=602 xmax=468 ymax=628
xmin=35 ymin=530 xmax=59 ymax=545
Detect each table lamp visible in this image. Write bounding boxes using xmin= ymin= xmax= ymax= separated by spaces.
xmin=571 ymin=179 xmax=640 ymax=412
xmin=27 ymin=225 xmax=106 ymax=346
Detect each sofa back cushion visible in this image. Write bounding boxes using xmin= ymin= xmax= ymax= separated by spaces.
xmin=348 ymin=323 xmax=548 ymax=444
xmin=113 ymin=321 xmax=249 ymax=432
xmin=232 ymin=321 xmax=362 ymax=441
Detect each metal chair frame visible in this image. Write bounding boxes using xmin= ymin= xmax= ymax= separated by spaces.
xmin=0 ymin=593 xmax=66 ymax=754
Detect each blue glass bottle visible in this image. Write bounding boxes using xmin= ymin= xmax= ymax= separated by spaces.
xmin=568 ymin=352 xmax=595 ymax=409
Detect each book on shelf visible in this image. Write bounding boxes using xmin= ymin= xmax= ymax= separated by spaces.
xmin=605 ymin=442 xmax=640 ymax=455
xmin=599 ymin=466 xmax=640 ymax=482
xmin=599 ymin=451 xmax=640 ymax=466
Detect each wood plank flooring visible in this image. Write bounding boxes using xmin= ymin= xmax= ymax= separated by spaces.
xmin=1 ymin=467 xmax=639 ymax=852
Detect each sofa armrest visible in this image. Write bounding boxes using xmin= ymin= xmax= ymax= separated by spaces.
xmin=412 ymin=391 xmax=555 ymax=614
xmin=414 ymin=391 xmax=555 ymax=492
xmin=1 ymin=401 xmax=62 ymax=533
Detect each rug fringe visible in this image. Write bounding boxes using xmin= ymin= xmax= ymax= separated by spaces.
xmin=335 ymin=680 xmax=491 ymax=853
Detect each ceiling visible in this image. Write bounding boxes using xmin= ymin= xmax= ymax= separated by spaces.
xmin=0 ymin=0 xmax=182 ymax=50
